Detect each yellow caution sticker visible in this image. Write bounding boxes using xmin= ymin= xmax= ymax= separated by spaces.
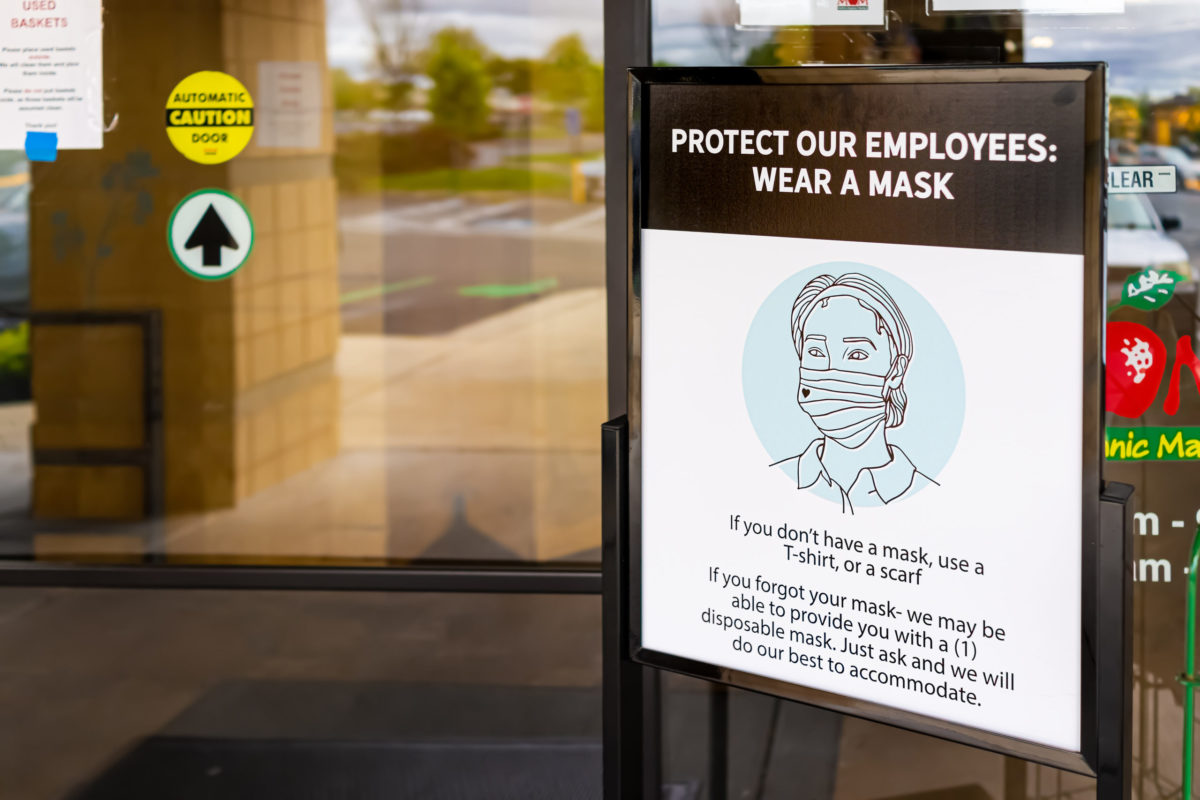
xmin=165 ymin=71 xmax=254 ymax=164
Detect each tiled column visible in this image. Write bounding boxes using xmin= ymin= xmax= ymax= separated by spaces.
xmin=29 ymin=0 xmax=339 ymax=531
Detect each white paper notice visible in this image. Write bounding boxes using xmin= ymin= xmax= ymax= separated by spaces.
xmin=257 ymin=61 xmax=322 ymax=149
xmin=0 ymin=0 xmax=103 ymax=150
xmin=930 ymin=0 xmax=1122 ymax=12
xmin=640 ymin=229 xmax=1084 ymax=752
xmin=740 ymin=0 xmax=886 ymax=27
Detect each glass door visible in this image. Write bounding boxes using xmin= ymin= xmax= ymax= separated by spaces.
xmin=0 ymin=1 xmax=611 ymax=797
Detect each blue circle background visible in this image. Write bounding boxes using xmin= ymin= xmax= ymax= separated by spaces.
xmin=742 ymin=261 xmax=966 ymax=508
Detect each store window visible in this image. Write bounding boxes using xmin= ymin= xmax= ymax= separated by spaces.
xmin=0 ymin=3 xmax=609 ymax=797
xmin=647 ymin=1 xmax=1200 ymax=798
xmin=0 ymin=0 xmax=607 ymax=567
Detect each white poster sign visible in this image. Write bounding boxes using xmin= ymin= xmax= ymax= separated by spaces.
xmin=0 ymin=0 xmax=103 ymax=150
xmin=740 ymin=0 xmax=886 ymax=27
xmin=930 ymin=0 xmax=1122 ymax=12
xmin=256 ymin=61 xmax=322 ymax=150
xmin=640 ymin=230 xmax=1083 ymax=750
xmin=633 ymin=70 xmax=1102 ymax=761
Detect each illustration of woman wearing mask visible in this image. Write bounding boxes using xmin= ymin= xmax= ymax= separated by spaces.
xmin=771 ymin=272 xmax=935 ymax=514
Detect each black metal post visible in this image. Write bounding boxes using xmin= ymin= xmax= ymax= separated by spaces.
xmin=1002 ymin=757 xmax=1027 ymax=800
xmin=603 ymin=0 xmax=655 ymax=787
xmin=603 ymin=417 xmax=661 ymax=800
xmin=603 ymin=0 xmax=649 ymax=418
xmin=0 ymin=562 xmax=602 ymax=593
xmin=1097 ymin=481 xmax=1134 ymax=800
xmin=709 ymin=683 xmax=728 ymax=800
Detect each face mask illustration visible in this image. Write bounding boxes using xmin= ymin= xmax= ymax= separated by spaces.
xmin=776 ymin=271 xmax=941 ymax=513
xmin=798 ymin=366 xmax=888 ymax=449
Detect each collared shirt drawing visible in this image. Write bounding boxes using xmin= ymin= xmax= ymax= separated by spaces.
xmin=771 ymin=439 xmax=937 ymax=514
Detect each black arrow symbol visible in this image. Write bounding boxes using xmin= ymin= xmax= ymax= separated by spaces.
xmin=185 ymin=204 xmax=238 ymax=267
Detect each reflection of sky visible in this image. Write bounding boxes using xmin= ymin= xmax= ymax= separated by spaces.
xmin=1026 ymin=0 xmax=1200 ymax=98
xmin=653 ymin=0 xmax=770 ymax=66
xmin=327 ymin=0 xmax=602 ymax=75
xmin=653 ymin=24 xmax=771 ymax=67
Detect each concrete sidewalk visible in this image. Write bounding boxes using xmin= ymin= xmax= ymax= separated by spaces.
xmin=165 ymin=287 xmax=607 ymax=565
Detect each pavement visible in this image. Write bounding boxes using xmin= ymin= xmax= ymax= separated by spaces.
xmin=337 ymin=194 xmax=606 ymax=336
xmin=164 ymin=286 xmax=607 ymax=565
xmin=469 ymin=132 xmax=604 ymax=169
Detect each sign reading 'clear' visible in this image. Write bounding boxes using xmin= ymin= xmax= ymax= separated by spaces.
xmin=1108 ymin=165 xmax=1177 ymax=194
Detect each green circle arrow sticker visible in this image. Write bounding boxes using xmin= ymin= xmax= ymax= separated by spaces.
xmin=167 ymin=189 xmax=255 ymax=280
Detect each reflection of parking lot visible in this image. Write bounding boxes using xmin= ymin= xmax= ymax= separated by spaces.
xmin=1150 ymin=192 xmax=1200 ymax=262
xmin=337 ymin=194 xmax=605 ymax=336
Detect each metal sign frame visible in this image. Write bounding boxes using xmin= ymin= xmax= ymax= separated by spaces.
xmin=623 ymin=64 xmax=1119 ymax=778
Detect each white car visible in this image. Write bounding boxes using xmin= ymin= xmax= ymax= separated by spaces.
xmin=1107 ymin=192 xmax=1197 ymax=330
xmin=1138 ymin=144 xmax=1200 ymax=191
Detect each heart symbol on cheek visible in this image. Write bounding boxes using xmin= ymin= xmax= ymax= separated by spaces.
xmin=802 ymin=388 xmax=811 ymax=398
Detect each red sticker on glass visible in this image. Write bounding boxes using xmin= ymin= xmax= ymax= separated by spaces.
xmin=1106 ymin=321 xmax=1167 ymax=419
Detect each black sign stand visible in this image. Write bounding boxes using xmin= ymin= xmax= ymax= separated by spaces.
xmin=602 ymin=416 xmax=661 ymax=799
xmin=1097 ymin=481 xmax=1134 ymax=800
xmin=602 ymin=414 xmax=1133 ymax=800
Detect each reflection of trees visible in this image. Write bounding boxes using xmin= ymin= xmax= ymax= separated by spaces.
xmin=700 ymin=3 xmax=741 ymax=67
xmin=357 ymin=0 xmax=422 ymax=76
xmin=488 ymin=56 xmax=533 ymax=96
xmin=1111 ymin=95 xmax=1143 ymax=141
xmin=1150 ymin=93 xmax=1200 ymax=148
xmin=744 ymin=40 xmax=781 ymax=67
xmin=538 ymin=34 xmax=593 ymax=104
xmin=335 ymin=13 xmax=607 ymax=138
xmin=536 ymin=34 xmax=604 ymax=131
xmin=425 ymin=28 xmax=492 ymax=141
xmin=356 ymin=0 xmax=424 ymax=107
xmin=332 ymin=68 xmax=387 ymax=113
xmin=700 ymin=3 xmax=782 ymax=68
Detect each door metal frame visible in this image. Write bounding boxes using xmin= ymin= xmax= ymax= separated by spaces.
xmin=605 ymin=0 xmax=650 ymax=419
xmin=0 ymin=562 xmax=601 ymax=593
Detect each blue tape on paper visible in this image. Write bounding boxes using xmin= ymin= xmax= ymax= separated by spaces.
xmin=25 ymin=131 xmax=58 ymax=162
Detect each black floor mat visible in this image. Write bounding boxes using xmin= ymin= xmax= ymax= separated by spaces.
xmin=66 ymin=681 xmax=831 ymax=800
xmin=159 ymin=681 xmax=604 ymax=741
xmin=69 ymin=737 xmax=603 ymax=800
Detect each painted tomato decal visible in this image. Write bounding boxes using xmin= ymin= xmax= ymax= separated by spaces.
xmin=1106 ymin=321 xmax=1167 ymax=419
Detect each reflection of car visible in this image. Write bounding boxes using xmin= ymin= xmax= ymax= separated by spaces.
xmin=1179 ymin=140 xmax=1200 ymax=160
xmin=1110 ymin=138 xmax=1140 ymax=165
xmin=1107 ymin=192 xmax=1193 ymax=306
xmin=1137 ymin=144 xmax=1200 ymax=190
xmin=578 ymin=157 xmax=605 ymax=201
xmin=0 ymin=170 xmax=29 ymax=308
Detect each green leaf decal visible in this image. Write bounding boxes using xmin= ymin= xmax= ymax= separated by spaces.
xmin=1122 ymin=267 xmax=1179 ymax=311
